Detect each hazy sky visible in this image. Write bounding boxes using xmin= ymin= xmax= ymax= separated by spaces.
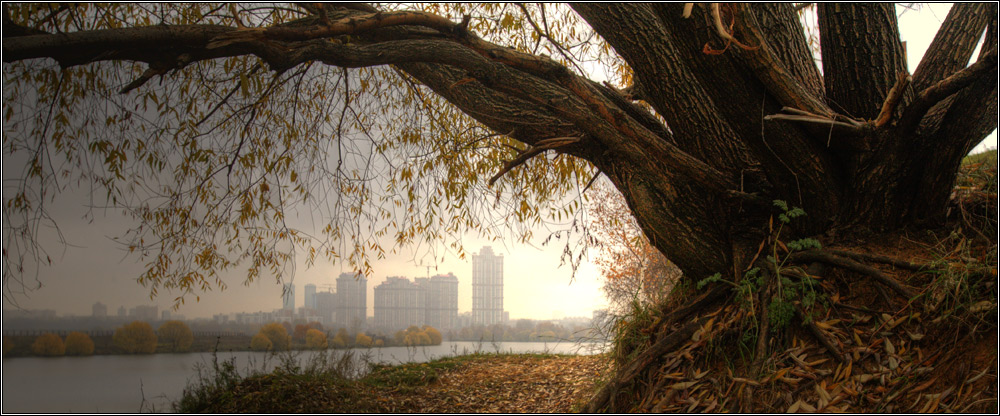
xmin=2 ymin=4 xmax=995 ymax=321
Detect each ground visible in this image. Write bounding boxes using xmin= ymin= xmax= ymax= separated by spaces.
xmin=175 ymin=352 xmax=610 ymax=413
xmin=366 ymin=354 xmax=606 ymax=413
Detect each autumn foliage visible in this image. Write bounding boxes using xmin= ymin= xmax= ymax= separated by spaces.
xmin=158 ymin=320 xmax=194 ymax=352
xmin=250 ymin=333 xmax=273 ymax=351
xmin=293 ymin=322 xmax=324 ymax=342
xmin=588 ymin=181 xmax=679 ymax=313
xmin=354 ymin=332 xmax=373 ymax=348
xmin=113 ymin=321 xmax=157 ymax=354
xmin=305 ymin=329 xmax=328 ymax=349
xmin=394 ymin=325 xmax=442 ymax=346
xmin=64 ymin=332 xmax=95 ymax=356
xmin=31 ymin=333 xmax=65 ymax=356
xmin=258 ymin=323 xmax=291 ymax=351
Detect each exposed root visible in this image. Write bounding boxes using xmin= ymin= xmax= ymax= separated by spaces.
xmin=825 ymin=248 xmax=930 ymax=272
xmin=798 ymin=308 xmax=846 ymax=363
xmin=788 ymin=250 xmax=917 ymax=300
xmin=588 ymin=231 xmax=995 ymax=413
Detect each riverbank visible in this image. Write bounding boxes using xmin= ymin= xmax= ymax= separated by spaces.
xmin=176 ymin=353 xmax=608 ymax=413
xmin=2 ymin=333 xmax=252 ymax=357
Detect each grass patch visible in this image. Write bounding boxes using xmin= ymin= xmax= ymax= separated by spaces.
xmin=172 ymin=349 xmax=597 ymax=413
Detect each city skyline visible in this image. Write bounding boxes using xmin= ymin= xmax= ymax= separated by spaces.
xmin=19 ymin=243 xmax=600 ymax=325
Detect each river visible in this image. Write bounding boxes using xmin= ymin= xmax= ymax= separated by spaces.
xmin=1 ymin=340 xmax=605 ymax=413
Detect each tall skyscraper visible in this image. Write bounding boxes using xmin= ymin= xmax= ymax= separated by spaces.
xmin=304 ymin=284 xmax=317 ymax=310
xmin=472 ymin=246 xmax=504 ymax=326
xmin=336 ymin=272 xmax=367 ymax=330
xmin=315 ymin=290 xmax=338 ymax=325
xmin=419 ymin=273 xmax=459 ymax=329
xmin=374 ymin=276 xmax=425 ymax=330
xmin=282 ymin=283 xmax=295 ymax=311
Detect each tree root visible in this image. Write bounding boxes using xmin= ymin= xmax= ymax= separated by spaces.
xmin=586 ymin=316 xmax=709 ymax=413
xmin=799 ymin=307 xmax=847 ymax=363
xmin=787 ymin=250 xmax=917 ymax=300
xmin=586 ymin=286 xmax=728 ymax=413
xmin=825 ymin=249 xmax=931 ymax=272
xmin=753 ymin=268 xmax=773 ymax=370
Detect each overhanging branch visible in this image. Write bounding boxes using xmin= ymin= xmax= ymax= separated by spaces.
xmin=488 ymin=136 xmax=582 ymax=186
xmin=911 ymin=3 xmax=993 ymax=92
xmin=898 ymin=47 xmax=998 ymax=134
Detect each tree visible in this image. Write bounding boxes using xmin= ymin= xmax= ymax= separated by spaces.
xmin=3 ymin=337 xmax=13 ymax=357
xmin=158 ymin=320 xmax=194 ymax=352
xmin=292 ymin=324 xmax=309 ymax=342
xmin=64 ymin=331 xmax=95 ymax=356
xmin=2 ymin=3 xmax=996 ymax=411
xmin=250 ymin=333 xmax=273 ymax=351
xmin=354 ymin=332 xmax=373 ymax=348
xmin=422 ymin=325 xmax=443 ymax=345
xmin=292 ymin=321 xmax=324 ymax=343
xmin=31 ymin=333 xmax=65 ymax=356
xmin=332 ymin=328 xmax=351 ymax=348
xmin=588 ymin=180 xmax=679 ymax=315
xmin=305 ymin=328 xmax=328 ymax=349
xmin=114 ymin=321 xmax=158 ymax=354
xmin=258 ymin=323 xmax=290 ymax=351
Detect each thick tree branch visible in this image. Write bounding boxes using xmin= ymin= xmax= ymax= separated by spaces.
xmin=898 ymin=47 xmax=998 ymax=134
xmin=731 ymin=4 xmax=831 ymax=116
xmin=817 ymin=4 xmax=909 ymax=119
xmin=573 ymin=3 xmax=752 ymax=174
xmin=911 ymin=3 xmax=993 ymax=92
xmin=208 ymin=10 xmax=467 ymax=48
xmin=488 ymin=136 xmax=581 ymax=186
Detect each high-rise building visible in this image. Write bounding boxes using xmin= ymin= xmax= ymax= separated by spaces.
xmin=374 ymin=276 xmax=425 ymax=330
xmin=92 ymin=302 xmax=107 ymax=319
xmin=418 ymin=273 xmax=459 ymax=329
xmin=336 ymin=272 xmax=367 ymax=330
xmin=129 ymin=305 xmax=158 ymax=321
xmin=282 ymin=283 xmax=295 ymax=311
xmin=472 ymin=246 xmax=504 ymax=326
xmin=315 ymin=290 xmax=337 ymax=325
xmin=304 ymin=284 xmax=317 ymax=310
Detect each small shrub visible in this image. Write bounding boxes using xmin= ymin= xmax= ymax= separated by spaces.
xmin=114 ymin=321 xmax=157 ymax=354
xmin=250 ymin=333 xmax=273 ymax=351
xmin=306 ymin=329 xmax=328 ymax=349
xmin=355 ymin=332 xmax=373 ymax=348
xmin=64 ymin=332 xmax=95 ymax=356
xmin=258 ymin=323 xmax=290 ymax=351
xmin=158 ymin=320 xmax=193 ymax=352
xmin=32 ymin=333 xmax=65 ymax=356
